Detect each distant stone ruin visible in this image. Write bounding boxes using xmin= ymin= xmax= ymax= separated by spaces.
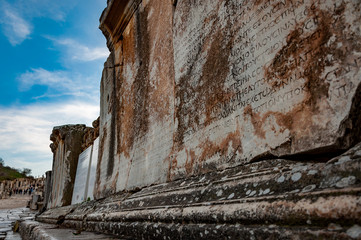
xmin=0 ymin=177 xmax=45 ymax=210
xmin=36 ymin=0 xmax=361 ymax=239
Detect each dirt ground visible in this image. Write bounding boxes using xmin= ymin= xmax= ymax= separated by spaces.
xmin=0 ymin=194 xmax=31 ymax=209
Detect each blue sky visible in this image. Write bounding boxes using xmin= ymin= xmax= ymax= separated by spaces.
xmin=0 ymin=0 xmax=109 ymax=177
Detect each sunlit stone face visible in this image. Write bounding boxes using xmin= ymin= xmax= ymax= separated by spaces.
xmin=96 ymin=0 xmax=361 ymax=197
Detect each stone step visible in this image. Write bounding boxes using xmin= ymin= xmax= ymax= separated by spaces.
xmin=19 ymin=221 xmax=121 ymax=240
xmin=35 ymin=143 xmax=361 ymax=239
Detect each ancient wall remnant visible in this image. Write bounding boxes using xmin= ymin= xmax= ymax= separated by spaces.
xmin=96 ymin=0 xmax=175 ymax=198
xmin=48 ymin=124 xmax=86 ymax=208
xmin=94 ymin=0 xmax=361 ymax=198
xmin=35 ymin=1 xmax=361 ymax=238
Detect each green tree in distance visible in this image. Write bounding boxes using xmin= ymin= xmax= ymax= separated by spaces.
xmin=22 ymin=168 xmax=32 ymax=176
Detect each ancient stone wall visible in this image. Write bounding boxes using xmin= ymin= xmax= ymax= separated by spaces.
xmin=95 ymin=0 xmax=176 ymax=197
xmin=35 ymin=1 xmax=361 ymax=238
xmin=94 ymin=0 xmax=361 ymax=198
xmin=48 ymin=124 xmax=86 ymax=208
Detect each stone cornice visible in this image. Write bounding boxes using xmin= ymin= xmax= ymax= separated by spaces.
xmin=99 ymin=0 xmax=141 ymax=51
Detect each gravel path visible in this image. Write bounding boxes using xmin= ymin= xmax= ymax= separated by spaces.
xmin=0 ymin=195 xmax=31 ymax=210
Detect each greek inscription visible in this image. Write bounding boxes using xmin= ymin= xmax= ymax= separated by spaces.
xmin=174 ymin=0 xmax=359 ymax=143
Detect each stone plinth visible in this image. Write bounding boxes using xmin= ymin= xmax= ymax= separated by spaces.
xmin=37 ymin=142 xmax=361 ymax=239
xmin=19 ymin=221 xmax=118 ymax=240
xmin=94 ymin=0 xmax=361 ymax=197
xmin=48 ymin=125 xmax=86 ymax=209
xmin=30 ymin=194 xmax=40 ymax=210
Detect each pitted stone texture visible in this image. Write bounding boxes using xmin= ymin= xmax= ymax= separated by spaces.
xmin=48 ymin=124 xmax=87 ymax=209
xmin=96 ymin=0 xmax=361 ymax=196
xmin=170 ymin=0 xmax=361 ymax=179
xmin=37 ymin=143 xmax=361 ymax=239
xmin=19 ymin=221 xmax=118 ymax=240
xmin=95 ymin=0 xmax=175 ymax=198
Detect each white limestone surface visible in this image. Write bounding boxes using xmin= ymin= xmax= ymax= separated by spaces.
xmin=71 ymin=146 xmax=92 ymax=205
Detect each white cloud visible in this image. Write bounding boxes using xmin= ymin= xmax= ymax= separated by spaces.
xmin=0 ymin=0 xmax=78 ymax=46
xmin=18 ymin=68 xmax=72 ymax=91
xmin=48 ymin=37 xmax=109 ymax=62
xmin=17 ymin=68 xmax=100 ymax=101
xmin=0 ymin=101 xmax=99 ymax=177
xmin=73 ymin=45 xmax=109 ymax=61
xmin=0 ymin=7 xmax=32 ymax=45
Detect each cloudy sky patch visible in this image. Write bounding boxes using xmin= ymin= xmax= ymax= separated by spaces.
xmin=0 ymin=0 xmax=107 ymax=176
xmin=0 ymin=101 xmax=99 ymax=176
xmin=1 ymin=7 xmax=32 ymax=45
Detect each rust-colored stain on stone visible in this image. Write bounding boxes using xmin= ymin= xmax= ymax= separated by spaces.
xmin=115 ymin=0 xmax=175 ymax=159
xmin=184 ymin=149 xmax=196 ymax=175
xmin=95 ymin=126 xmax=107 ymax=198
xmin=200 ymin=129 xmax=243 ymax=163
xmin=42 ymin=2 xmax=361 ymax=237
xmin=95 ymin=0 xmax=361 ymax=195
xmin=259 ymin=2 xmax=361 ymax=148
xmin=244 ymin=105 xmax=267 ymax=139
xmin=175 ymin=27 xmax=233 ymax=148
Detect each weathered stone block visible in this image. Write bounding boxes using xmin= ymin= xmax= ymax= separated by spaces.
xmin=95 ymin=0 xmax=361 ymax=197
xmin=72 ymin=137 xmax=100 ymax=204
xmin=48 ymin=124 xmax=86 ymax=208
xmin=96 ymin=0 xmax=175 ymax=197
xmin=71 ymin=146 xmax=92 ymax=204
xmin=170 ymin=0 xmax=361 ymax=178
xmin=81 ymin=117 xmax=100 ymax=151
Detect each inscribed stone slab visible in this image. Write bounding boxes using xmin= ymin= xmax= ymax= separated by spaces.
xmin=171 ymin=0 xmax=361 ymax=177
xmin=71 ymin=146 xmax=92 ymax=205
xmin=86 ymin=138 xmax=99 ymax=201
